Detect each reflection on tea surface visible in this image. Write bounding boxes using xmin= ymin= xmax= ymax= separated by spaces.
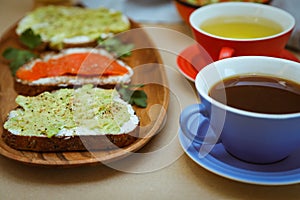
xmin=200 ymin=16 xmax=283 ymax=39
xmin=209 ymin=75 xmax=300 ymax=114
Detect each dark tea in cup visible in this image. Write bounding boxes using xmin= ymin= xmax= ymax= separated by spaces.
xmin=180 ymin=56 xmax=300 ymax=164
xmin=209 ymin=75 xmax=300 ymax=114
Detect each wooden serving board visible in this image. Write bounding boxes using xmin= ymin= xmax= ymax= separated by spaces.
xmin=0 ymin=20 xmax=169 ymax=167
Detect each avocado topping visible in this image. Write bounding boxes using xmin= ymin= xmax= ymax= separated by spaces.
xmin=16 ymin=6 xmax=130 ymax=49
xmin=4 ymin=85 xmax=133 ymax=138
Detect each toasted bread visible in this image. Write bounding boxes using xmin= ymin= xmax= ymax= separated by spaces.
xmin=2 ymin=129 xmax=138 ymax=152
xmin=3 ymin=85 xmax=139 ymax=152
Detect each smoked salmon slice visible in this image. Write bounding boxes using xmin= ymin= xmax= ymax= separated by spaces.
xmin=16 ymin=52 xmax=129 ymax=81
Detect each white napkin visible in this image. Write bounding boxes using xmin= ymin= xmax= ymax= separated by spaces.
xmin=82 ymin=0 xmax=182 ymax=23
xmin=271 ymin=0 xmax=300 ymax=50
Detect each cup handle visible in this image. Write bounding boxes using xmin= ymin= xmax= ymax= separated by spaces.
xmin=179 ymin=104 xmax=221 ymax=145
xmin=219 ymin=47 xmax=235 ymax=60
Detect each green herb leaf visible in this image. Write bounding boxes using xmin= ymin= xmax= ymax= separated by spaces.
xmin=98 ymin=38 xmax=134 ymax=58
xmin=132 ymin=90 xmax=147 ymax=108
xmin=2 ymin=47 xmax=37 ymax=75
xmin=117 ymin=84 xmax=147 ymax=108
xmin=19 ymin=28 xmax=42 ymax=49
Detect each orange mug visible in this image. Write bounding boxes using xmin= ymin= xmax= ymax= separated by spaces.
xmin=189 ymin=2 xmax=295 ymax=61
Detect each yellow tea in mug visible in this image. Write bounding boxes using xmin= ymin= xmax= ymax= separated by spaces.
xmin=200 ymin=16 xmax=283 ymax=39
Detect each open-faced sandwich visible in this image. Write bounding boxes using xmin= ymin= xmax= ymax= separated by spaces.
xmin=2 ymin=84 xmax=139 ymax=152
xmin=16 ymin=5 xmax=131 ymax=50
xmin=14 ymin=47 xmax=134 ymax=96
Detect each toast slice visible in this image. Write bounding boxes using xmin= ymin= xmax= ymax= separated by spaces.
xmin=16 ymin=5 xmax=131 ymax=50
xmin=14 ymin=48 xmax=134 ymax=96
xmin=2 ymin=85 xmax=139 ymax=152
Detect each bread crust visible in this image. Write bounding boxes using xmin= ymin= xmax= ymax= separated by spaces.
xmin=14 ymin=79 xmax=116 ymax=96
xmin=2 ymin=126 xmax=139 ymax=152
xmin=28 ymin=40 xmax=98 ymax=52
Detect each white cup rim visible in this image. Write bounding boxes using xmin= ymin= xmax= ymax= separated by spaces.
xmin=189 ymin=2 xmax=296 ymax=41
xmin=195 ymin=56 xmax=300 ymax=119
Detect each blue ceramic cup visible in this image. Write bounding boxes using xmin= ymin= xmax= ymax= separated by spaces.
xmin=180 ymin=56 xmax=300 ymax=164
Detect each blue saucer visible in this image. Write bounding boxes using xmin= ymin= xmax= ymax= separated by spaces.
xmin=178 ymin=128 xmax=300 ymax=185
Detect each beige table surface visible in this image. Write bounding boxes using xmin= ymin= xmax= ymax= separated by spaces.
xmin=1 ymin=1 xmax=300 ymax=200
